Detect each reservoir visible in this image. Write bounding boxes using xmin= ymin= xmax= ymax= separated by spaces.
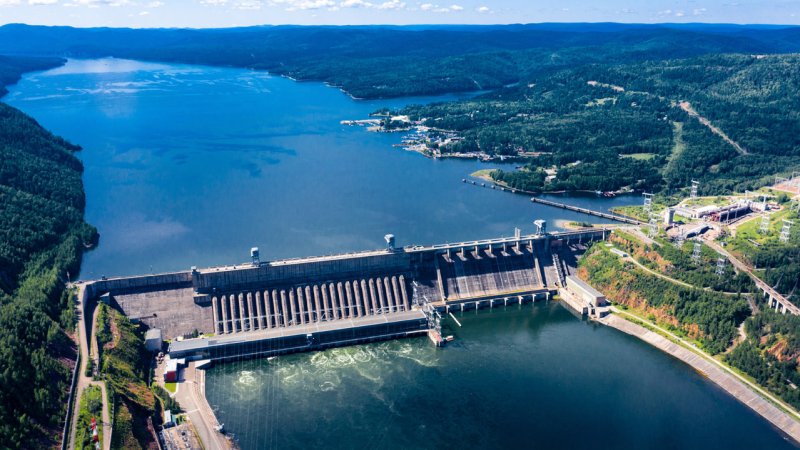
xmin=6 ymin=59 xmax=796 ymax=449
xmin=8 ymin=58 xmax=636 ymax=278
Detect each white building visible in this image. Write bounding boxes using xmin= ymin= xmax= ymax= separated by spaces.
xmin=566 ymin=276 xmax=607 ymax=308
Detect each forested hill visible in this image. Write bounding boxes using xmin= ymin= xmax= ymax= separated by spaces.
xmin=0 ymin=56 xmax=98 ymax=449
xmin=0 ymin=23 xmax=799 ymax=98
xmin=0 ymin=54 xmax=63 ymax=96
xmin=399 ymin=53 xmax=800 ymax=196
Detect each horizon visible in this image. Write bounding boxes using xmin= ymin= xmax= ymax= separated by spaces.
xmin=3 ymin=21 xmax=800 ymax=30
xmin=0 ymin=1 xmax=797 ymax=29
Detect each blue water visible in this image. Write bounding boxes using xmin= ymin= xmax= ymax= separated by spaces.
xmin=9 ymin=58 xmax=791 ymax=450
xmin=7 ymin=58 xmax=638 ymax=278
xmin=206 ymin=303 xmax=798 ymax=450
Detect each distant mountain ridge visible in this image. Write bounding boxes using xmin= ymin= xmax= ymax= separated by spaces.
xmin=0 ymin=23 xmax=799 ymax=98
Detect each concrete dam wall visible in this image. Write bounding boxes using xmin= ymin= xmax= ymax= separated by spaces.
xmin=83 ymin=229 xmax=609 ymax=360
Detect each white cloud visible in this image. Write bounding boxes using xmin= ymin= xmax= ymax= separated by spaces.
xmin=0 ymin=0 xmax=22 ymax=4
xmin=418 ymin=2 xmax=461 ymax=13
xmin=236 ymin=0 xmax=261 ymax=8
xmin=476 ymin=5 xmax=489 ymax=13
xmin=65 ymin=0 xmax=133 ymax=6
xmin=693 ymin=7 xmax=707 ymax=16
xmin=146 ymin=0 xmax=164 ymax=7
xmin=376 ymin=0 xmax=404 ymax=9
xmin=138 ymin=9 xmax=148 ymax=14
xmin=29 ymin=0 xmax=59 ymax=5
xmin=266 ymin=0 xmax=335 ymax=10
xmin=340 ymin=0 xmax=371 ymax=7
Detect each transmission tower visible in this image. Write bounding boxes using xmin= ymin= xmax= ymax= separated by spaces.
xmin=760 ymin=214 xmax=771 ymax=234
xmin=643 ymin=192 xmax=654 ymax=215
xmin=648 ymin=212 xmax=660 ymax=237
xmin=781 ymin=219 xmax=794 ymax=243
xmin=715 ymin=255 xmax=727 ymax=277
xmin=674 ymin=233 xmax=685 ymax=249
xmin=691 ymin=239 xmax=703 ymax=262
xmin=691 ymin=180 xmax=700 ymax=199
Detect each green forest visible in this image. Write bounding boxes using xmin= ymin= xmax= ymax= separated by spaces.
xmin=578 ymin=243 xmax=749 ymax=354
xmin=2 ymin=24 xmax=800 ymax=194
xmin=0 ymin=22 xmax=800 ymax=446
xmin=726 ymin=310 xmax=800 ymax=411
xmin=0 ymin=57 xmax=97 ymax=449
xmin=398 ymin=54 xmax=800 ymax=196
xmin=582 ymin=233 xmax=800 ymax=412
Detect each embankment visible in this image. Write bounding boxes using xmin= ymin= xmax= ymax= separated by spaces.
xmin=600 ymin=313 xmax=800 ymax=444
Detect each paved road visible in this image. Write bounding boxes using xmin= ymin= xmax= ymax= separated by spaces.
xmin=621 ymin=253 xmax=741 ymax=296
xmin=174 ymin=362 xmax=233 ymax=450
xmin=69 ymin=285 xmax=112 ymax=450
xmin=704 ymin=239 xmax=800 ymax=315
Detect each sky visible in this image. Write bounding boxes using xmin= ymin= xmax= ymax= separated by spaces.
xmin=0 ymin=0 xmax=798 ymax=28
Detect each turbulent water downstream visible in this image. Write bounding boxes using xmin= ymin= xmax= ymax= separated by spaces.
xmin=205 ymin=304 xmax=796 ymax=450
xmin=6 ymin=58 xmax=797 ymax=449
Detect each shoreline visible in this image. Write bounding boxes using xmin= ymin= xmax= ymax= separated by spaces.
xmin=468 ymin=169 xmax=638 ymax=198
xmin=599 ymin=312 xmax=800 ymax=444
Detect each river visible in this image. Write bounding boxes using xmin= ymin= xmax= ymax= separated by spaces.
xmin=6 ymin=58 xmax=796 ymax=449
xmin=8 ymin=58 xmax=637 ymax=278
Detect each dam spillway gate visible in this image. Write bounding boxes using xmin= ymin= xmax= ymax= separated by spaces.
xmin=82 ymin=229 xmax=609 ymax=360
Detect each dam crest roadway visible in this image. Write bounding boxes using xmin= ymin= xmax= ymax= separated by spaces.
xmin=80 ymin=227 xmax=609 ymax=361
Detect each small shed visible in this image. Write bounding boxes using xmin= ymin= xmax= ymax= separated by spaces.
xmin=164 ymin=359 xmax=179 ymax=382
xmin=144 ymin=329 xmax=163 ymax=353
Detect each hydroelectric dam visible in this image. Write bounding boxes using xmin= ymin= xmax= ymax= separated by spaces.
xmin=80 ymin=227 xmax=609 ymax=361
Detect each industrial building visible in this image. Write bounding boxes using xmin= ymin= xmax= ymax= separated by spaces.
xmin=565 ymin=275 xmax=607 ymax=308
xmin=144 ymin=329 xmax=162 ymax=353
xmin=80 ymin=229 xmax=609 ymax=361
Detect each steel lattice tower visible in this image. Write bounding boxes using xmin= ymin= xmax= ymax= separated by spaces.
xmin=716 ymin=256 xmax=726 ymax=277
xmin=691 ymin=180 xmax=700 ymax=199
xmin=648 ymin=212 xmax=659 ymax=237
xmin=643 ymin=192 xmax=654 ymax=214
xmin=691 ymin=240 xmax=702 ymax=261
xmin=760 ymin=214 xmax=771 ymax=234
xmin=781 ymin=219 xmax=794 ymax=243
